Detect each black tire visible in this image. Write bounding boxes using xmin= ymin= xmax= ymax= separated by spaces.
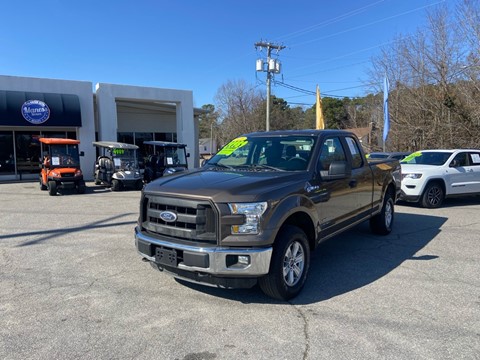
xmin=135 ymin=179 xmax=144 ymax=190
xmin=111 ymin=179 xmax=122 ymax=191
xmin=77 ymin=180 xmax=86 ymax=194
xmin=39 ymin=176 xmax=47 ymax=191
xmin=48 ymin=180 xmax=57 ymax=196
xmin=421 ymin=182 xmax=444 ymax=208
xmin=370 ymin=191 xmax=394 ymax=235
xmin=258 ymin=225 xmax=310 ymax=301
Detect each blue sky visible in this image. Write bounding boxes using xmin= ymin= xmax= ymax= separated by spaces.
xmin=0 ymin=0 xmax=451 ymax=108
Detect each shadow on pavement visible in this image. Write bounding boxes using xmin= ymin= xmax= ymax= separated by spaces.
xmin=175 ymin=211 xmax=447 ymax=305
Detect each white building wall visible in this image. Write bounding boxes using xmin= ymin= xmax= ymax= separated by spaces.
xmin=0 ymin=75 xmax=96 ymax=178
xmin=95 ymin=83 xmax=198 ymax=168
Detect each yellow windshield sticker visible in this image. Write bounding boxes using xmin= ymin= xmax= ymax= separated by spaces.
xmin=218 ymin=137 xmax=248 ymax=156
xmin=401 ymin=151 xmax=422 ymax=163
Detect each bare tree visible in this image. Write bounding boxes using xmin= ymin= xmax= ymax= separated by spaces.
xmin=214 ymin=79 xmax=264 ymax=145
xmin=368 ymin=0 xmax=480 ymax=151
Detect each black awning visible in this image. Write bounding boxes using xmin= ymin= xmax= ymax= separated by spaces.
xmin=0 ymin=90 xmax=82 ymax=127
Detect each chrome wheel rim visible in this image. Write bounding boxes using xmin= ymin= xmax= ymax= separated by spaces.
xmin=385 ymin=200 xmax=393 ymax=228
xmin=283 ymin=241 xmax=305 ymax=286
xmin=427 ymin=187 xmax=442 ymax=206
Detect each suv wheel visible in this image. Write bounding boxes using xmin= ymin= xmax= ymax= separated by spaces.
xmin=421 ymin=182 xmax=444 ymax=208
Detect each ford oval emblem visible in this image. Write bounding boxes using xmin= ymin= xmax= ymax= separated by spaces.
xmin=159 ymin=211 xmax=177 ymax=223
xmin=21 ymin=100 xmax=50 ymax=124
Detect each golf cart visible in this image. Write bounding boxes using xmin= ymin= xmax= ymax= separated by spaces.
xmin=143 ymin=141 xmax=189 ymax=183
xmin=39 ymin=138 xmax=86 ymax=196
xmin=93 ymin=141 xmax=143 ymax=191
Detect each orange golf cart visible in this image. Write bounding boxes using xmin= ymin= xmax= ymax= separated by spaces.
xmin=39 ymin=138 xmax=86 ymax=195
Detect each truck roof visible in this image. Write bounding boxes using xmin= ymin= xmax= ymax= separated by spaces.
xmin=245 ymin=129 xmax=355 ymax=137
xmin=39 ymin=138 xmax=80 ymax=145
xmin=92 ymin=141 xmax=138 ymax=150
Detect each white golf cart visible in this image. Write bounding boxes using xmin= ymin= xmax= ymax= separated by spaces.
xmin=93 ymin=141 xmax=143 ymax=191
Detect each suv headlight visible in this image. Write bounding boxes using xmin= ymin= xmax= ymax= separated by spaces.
xmin=228 ymin=202 xmax=267 ymax=234
xmin=402 ymin=173 xmax=423 ymax=180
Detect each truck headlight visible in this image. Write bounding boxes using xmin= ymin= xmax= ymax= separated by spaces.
xmin=402 ymin=173 xmax=423 ymax=180
xmin=228 ymin=202 xmax=267 ymax=235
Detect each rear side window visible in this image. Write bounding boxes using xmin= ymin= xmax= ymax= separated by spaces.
xmin=345 ymin=137 xmax=363 ymax=169
xmin=469 ymin=152 xmax=480 ymax=166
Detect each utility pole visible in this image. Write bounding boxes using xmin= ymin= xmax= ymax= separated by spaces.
xmin=255 ymin=41 xmax=285 ymax=131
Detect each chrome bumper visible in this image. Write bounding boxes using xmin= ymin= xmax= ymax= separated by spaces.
xmin=135 ymin=228 xmax=273 ymax=276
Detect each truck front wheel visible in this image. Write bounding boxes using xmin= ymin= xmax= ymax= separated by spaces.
xmin=259 ymin=225 xmax=310 ymax=301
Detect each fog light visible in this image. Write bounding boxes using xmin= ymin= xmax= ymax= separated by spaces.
xmin=238 ymin=255 xmax=250 ymax=265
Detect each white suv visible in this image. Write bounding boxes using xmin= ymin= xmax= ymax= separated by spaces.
xmin=400 ymin=149 xmax=480 ymax=208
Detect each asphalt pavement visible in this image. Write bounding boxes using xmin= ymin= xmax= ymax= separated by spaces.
xmin=0 ymin=181 xmax=479 ymax=360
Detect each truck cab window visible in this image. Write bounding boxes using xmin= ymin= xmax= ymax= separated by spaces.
xmin=345 ymin=137 xmax=363 ymax=169
xmin=318 ymin=137 xmax=346 ymax=172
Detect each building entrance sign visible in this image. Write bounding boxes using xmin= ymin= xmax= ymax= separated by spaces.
xmin=21 ymin=100 xmax=50 ymax=124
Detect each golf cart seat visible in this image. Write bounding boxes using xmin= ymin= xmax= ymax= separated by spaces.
xmin=97 ymin=156 xmax=115 ymax=183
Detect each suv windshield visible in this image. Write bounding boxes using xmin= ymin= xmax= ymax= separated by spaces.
xmin=207 ymin=135 xmax=316 ymax=171
xmin=401 ymin=151 xmax=453 ymax=166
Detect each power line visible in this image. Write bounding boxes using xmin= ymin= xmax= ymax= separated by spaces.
xmin=288 ymin=1 xmax=445 ymax=48
xmin=274 ymin=0 xmax=386 ymax=42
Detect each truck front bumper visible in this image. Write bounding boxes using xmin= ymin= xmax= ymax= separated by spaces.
xmin=135 ymin=227 xmax=273 ymax=279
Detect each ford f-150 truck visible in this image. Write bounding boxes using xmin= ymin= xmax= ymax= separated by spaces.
xmin=135 ymin=130 xmax=401 ymax=300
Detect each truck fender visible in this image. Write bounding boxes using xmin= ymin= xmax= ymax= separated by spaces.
xmin=264 ymin=194 xmax=317 ymax=250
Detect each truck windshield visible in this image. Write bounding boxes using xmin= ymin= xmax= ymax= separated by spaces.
xmin=400 ymin=151 xmax=453 ymax=165
xmin=207 ymin=135 xmax=316 ymax=171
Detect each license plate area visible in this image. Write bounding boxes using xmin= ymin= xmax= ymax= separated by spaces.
xmin=155 ymin=247 xmax=178 ymax=267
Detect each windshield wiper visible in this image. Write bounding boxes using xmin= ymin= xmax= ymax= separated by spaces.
xmin=234 ymin=164 xmax=284 ymax=171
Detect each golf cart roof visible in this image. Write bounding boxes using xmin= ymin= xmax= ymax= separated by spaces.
xmin=92 ymin=141 xmax=138 ymax=150
xmin=40 ymin=138 xmax=80 ymax=145
xmin=144 ymin=141 xmax=187 ymax=148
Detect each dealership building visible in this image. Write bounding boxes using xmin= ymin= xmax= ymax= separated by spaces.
xmin=0 ymin=75 xmax=202 ymax=182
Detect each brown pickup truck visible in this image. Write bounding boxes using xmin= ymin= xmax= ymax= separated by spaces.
xmin=135 ymin=130 xmax=401 ymax=300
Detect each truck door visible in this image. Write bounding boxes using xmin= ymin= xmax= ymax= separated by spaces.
xmin=308 ymin=136 xmax=359 ymax=236
xmin=343 ymin=136 xmax=374 ymax=215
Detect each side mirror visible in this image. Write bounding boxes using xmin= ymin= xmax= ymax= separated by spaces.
xmin=79 ymin=151 xmax=85 ymax=157
xmin=321 ymin=161 xmax=351 ymax=180
xmin=186 ymin=152 xmax=190 ymax=158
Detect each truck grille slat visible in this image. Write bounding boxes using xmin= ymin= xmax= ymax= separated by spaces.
xmin=143 ymin=195 xmax=217 ymax=244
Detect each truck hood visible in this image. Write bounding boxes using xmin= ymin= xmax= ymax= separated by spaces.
xmin=144 ymin=168 xmax=306 ymax=203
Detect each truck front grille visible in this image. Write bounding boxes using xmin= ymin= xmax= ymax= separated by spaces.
xmin=143 ymin=195 xmax=217 ymax=244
